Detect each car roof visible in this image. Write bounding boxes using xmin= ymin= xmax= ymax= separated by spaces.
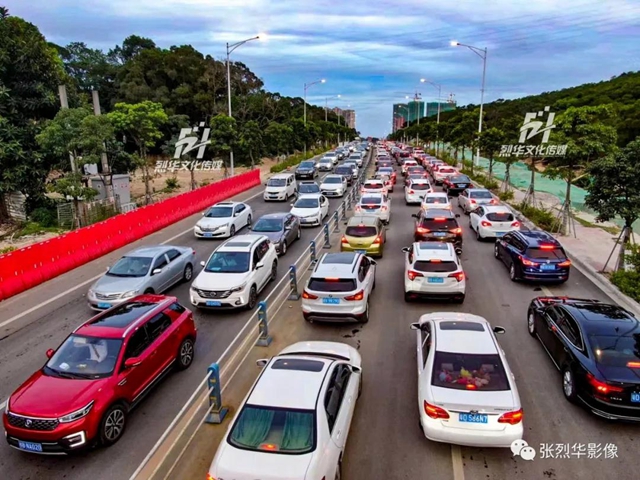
xmin=125 ymin=245 xmax=169 ymax=257
xmin=324 ymin=174 xmax=343 ymax=179
xmin=347 ymin=216 xmax=379 ymax=226
xmin=468 ymin=188 xmax=491 ymax=193
xmin=271 ymin=172 xmax=294 ymax=179
xmin=247 ymin=355 xmax=333 ymax=409
xmin=516 ymin=230 xmax=560 ymax=246
xmin=218 ymin=234 xmax=265 ymax=251
xmin=420 ymin=313 xmax=498 ymax=355
xmin=425 ymin=192 xmax=449 ymax=198
xmin=314 ymin=252 xmax=359 ymax=276
xmin=299 ymin=180 xmax=319 ymax=184
xmin=297 ymin=193 xmax=322 ymax=199
xmin=413 ymin=242 xmax=456 ymax=260
xmin=561 ymin=303 xmax=639 ymax=335
xmin=410 ymin=178 xmax=431 ymax=184
xmin=211 ymin=201 xmax=241 ymax=207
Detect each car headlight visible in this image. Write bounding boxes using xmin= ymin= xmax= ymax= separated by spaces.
xmin=121 ymin=290 xmax=138 ymax=298
xmin=230 ymin=283 xmax=246 ymax=293
xmin=5 ymin=398 xmax=9 ymax=414
xmin=88 ymin=289 xmax=95 ymax=297
xmin=59 ymin=401 xmax=94 ymax=423
xmin=217 ymin=223 xmax=229 ymax=229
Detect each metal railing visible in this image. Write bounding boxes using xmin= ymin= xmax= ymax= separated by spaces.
xmin=130 ymin=148 xmax=372 ymax=480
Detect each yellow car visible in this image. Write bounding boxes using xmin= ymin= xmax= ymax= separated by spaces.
xmin=340 ymin=216 xmax=386 ymax=257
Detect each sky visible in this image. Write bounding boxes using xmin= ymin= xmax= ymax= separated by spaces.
xmin=6 ymin=0 xmax=640 ymax=137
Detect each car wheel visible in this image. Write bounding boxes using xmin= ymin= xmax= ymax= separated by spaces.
xmin=476 ymin=228 xmax=483 ymax=241
xmin=454 ymin=294 xmax=465 ymax=304
xmin=404 ymin=291 xmax=412 ymax=302
xmin=280 ymin=241 xmax=287 ymax=256
xmin=360 ymin=301 xmax=370 ymax=323
xmin=270 ymin=261 xmax=278 ymax=282
xmin=175 ymin=337 xmax=195 ymax=370
xmin=494 ymin=243 xmax=500 ymax=259
xmin=509 ymin=263 xmax=519 ymax=282
xmin=246 ymin=214 xmax=252 ymax=227
xmin=99 ymin=404 xmax=127 ymax=447
xmin=527 ymin=310 xmax=537 ymax=336
xmin=335 ymin=458 xmax=343 ymax=480
xmin=297 ymin=227 xmax=302 ymax=240
xmin=144 ymin=288 xmax=154 ymax=294
xmin=247 ymin=285 xmax=258 ymax=310
xmin=229 ymin=225 xmax=236 ymax=237
xmin=562 ymin=366 xmax=578 ymax=403
xmin=182 ymin=263 xmax=193 ymax=282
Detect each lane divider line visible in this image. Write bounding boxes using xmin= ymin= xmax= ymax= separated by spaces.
xmin=451 ymin=444 xmax=465 ymax=480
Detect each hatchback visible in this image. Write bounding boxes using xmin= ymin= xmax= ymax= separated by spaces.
xmin=412 ymin=209 xmax=463 ymax=254
xmin=405 ymin=179 xmax=433 ymax=205
xmin=341 ymin=216 xmax=386 ymax=258
xmin=495 ymin=230 xmax=571 ymax=282
xmin=470 ymin=205 xmax=521 ymax=241
xmin=354 ymin=193 xmax=391 ymax=224
xmin=457 ymin=188 xmax=498 ymax=213
xmin=421 ymin=192 xmax=452 ymax=212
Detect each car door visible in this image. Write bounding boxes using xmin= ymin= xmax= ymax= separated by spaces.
xmin=459 ymin=189 xmax=469 ymax=210
xmin=233 ymin=204 xmax=245 ymax=229
xmin=320 ymin=196 xmax=329 ymax=218
xmin=151 ymin=253 xmax=171 ymax=292
xmin=496 ymin=232 xmax=515 ymax=265
xmin=255 ymin=240 xmax=271 ymax=290
xmin=144 ymin=310 xmax=177 ymax=377
xmin=416 ymin=322 xmax=432 ymax=375
xmin=284 ymin=215 xmax=297 ymax=244
xmin=165 ymin=248 xmax=184 ymax=286
xmin=116 ymin=324 xmax=154 ymax=402
xmin=537 ymin=306 xmax=561 ymax=357
xmin=324 ymin=364 xmax=356 ymax=452
xmin=470 ymin=206 xmax=483 ymax=231
xmin=550 ymin=309 xmax=583 ymax=367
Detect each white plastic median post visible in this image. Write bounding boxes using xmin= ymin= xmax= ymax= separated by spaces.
xmin=205 ymin=363 xmax=228 ymax=424
xmin=323 ymin=223 xmax=331 ymax=249
xmin=256 ymin=301 xmax=272 ymax=347
xmin=332 ymin=211 xmax=340 ymax=232
xmin=288 ymin=265 xmax=301 ymax=300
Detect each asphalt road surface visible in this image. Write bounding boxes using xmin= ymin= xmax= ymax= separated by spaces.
xmin=0 ymin=154 xmax=367 ymax=480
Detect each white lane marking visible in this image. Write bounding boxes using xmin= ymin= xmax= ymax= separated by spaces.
xmin=541 ymin=286 xmax=554 ymax=296
xmin=0 ymin=189 xmax=264 ymax=330
xmin=451 ymin=445 xmax=465 ymax=480
xmin=0 ymin=400 xmax=5 ymax=411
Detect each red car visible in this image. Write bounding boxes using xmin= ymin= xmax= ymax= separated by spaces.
xmin=3 ymin=295 xmax=197 ymax=454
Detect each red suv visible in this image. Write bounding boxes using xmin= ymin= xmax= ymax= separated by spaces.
xmin=3 ymin=295 xmax=197 ymax=454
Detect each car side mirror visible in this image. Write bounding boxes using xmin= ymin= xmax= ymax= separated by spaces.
xmin=493 ymin=326 xmax=506 ymax=334
xmin=348 ymin=365 xmax=362 ymax=374
xmin=410 ymin=322 xmax=420 ymax=331
xmin=255 ymin=262 xmax=264 ymax=270
xmin=200 ymin=260 xmax=206 ymax=267
xmin=401 ymin=247 xmax=410 ymax=253
xmin=46 ymin=348 xmax=55 ymax=359
xmin=124 ymin=357 xmax=142 ymax=368
xmin=455 ymin=214 xmax=461 ymax=218
xmin=411 ymin=214 xmax=419 ymax=219
xmin=152 ymin=268 xmax=162 ymax=275
xmin=106 ymin=266 xmax=110 ymax=271
xmin=256 ymin=359 xmax=269 ymax=367
xmin=290 ymin=203 xmax=295 ymax=207
xmin=234 ymin=212 xmax=240 ymax=217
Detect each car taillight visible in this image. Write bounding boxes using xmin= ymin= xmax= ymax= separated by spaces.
xmin=345 ymin=290 xmax=364 ymax=301
xmin=381 ymin=205 xmax=388 ymax=210
xmin=490 ymin=198 xmax=498 ymax=204
xmin=373 ymin=235 xmax=382 ymax=244
xmin=449 ymin=271 xmax=465 ymax=282
xmin=586 ymin=373 xmax=624 ymax=394
xmin=408 ymin=189 xmax=414 ymax=194
xmin=511 ymin=221 xmax=521 ymax=227
xmin=355 ymin=206 xmax=362 ymax=212
xmin=408 ymin=270 xmax=424 ymax=281
xmin=498 ymin=408 xmax=523 ymax=425
xmin=302 ymin=290 xmax=318 ymax=300
xmin=450 ymin=227 xmax=462 ymax=234
xmin=481 ymin=220 xmax=492 ymax=227
xmin=470 ymin=199 xmax=477 ymax=204
xmin=207 ymin=474 xmax=216 ymax=480
xmin=424 ymin=400 xmax=449 ymax=419
xmin=192 ymin=249 xmax=196 ymax=255
xmin=416 ymin=227 xmax=430 ymax=234
xmin=341 ymin=235 xmax=349 ymax=244
xmin=519 ymin=256 xmax=538 ymax=267
xmin=558 ymin=260 xmax=571 ymax=267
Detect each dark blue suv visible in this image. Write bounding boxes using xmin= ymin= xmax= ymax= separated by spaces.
xmin=494 ymin=230 xmax=571 ymax=283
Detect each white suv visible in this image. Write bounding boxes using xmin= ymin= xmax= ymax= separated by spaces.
xmin=403 ymin=242 xmax=466 ymax=303
xmin=324 ymin=152 xmax=339 ymax=165
xmin=302 ymin=252 xmax=377 ymax=323
xmin=264 ymin=173 xmax=297 ymax=201
xmin=190 ymin=234 xmax=277 ymax=310
xmin=194 ymin=201 xmax=253 ymax=238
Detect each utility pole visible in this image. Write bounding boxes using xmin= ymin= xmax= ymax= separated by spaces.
xmin=92 ymin=90 xmax=115 ymax=201
xmin=58 ymin=85 xmax=76 ymax=174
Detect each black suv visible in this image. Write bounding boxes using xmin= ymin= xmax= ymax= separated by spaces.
xmin=295 ymin=160 xmax=318 ymax=180
xmin=412 ymin=209 xmax=462 ymax=253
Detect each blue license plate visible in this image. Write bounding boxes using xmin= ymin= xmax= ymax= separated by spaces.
xmin=631 ymin=392 xmax=640 ymax=403
xmin=203 ymin=233 xmax=213 ymax=238
xmin=459 ymin=413 xmax=488 ymax=424
xmin=322 ymin=298 xmax=340 ymax=304
xmin=496 ymin=232 xmax=506 ymax=237
xmin=433 ymin=232 xmax=447 ymax=237
xmin=427 ymin=277 xmax=444 ymax=283
xmin=97 ymin=302 xmax=111 ymax=309
xmin=206 ymin=300 xmax=221 ymax=307
xmin=457 ymin=184 xmax=466 ymax=188
xmin=540 ymin=264 xmax=555 ymax=271
xmin=355 ymin=249 xmax=367 ymax=254
xmin=18 ymin=441 xmax=43 ymax=452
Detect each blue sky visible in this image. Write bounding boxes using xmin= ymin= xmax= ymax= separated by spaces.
xmin=6 ymin=0 xmax=640 ymax=137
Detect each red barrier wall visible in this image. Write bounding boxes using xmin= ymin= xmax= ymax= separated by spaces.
xmin=0 ymin=170 xmax=261 ymax=301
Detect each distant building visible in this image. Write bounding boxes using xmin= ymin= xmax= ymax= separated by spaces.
xmin=406 ymin=101 xmax=425 ymax=123
xmin=424 ymin=101 xmax=457 ymax=117
xmin=393 ymin=116 xmax=405 ymax=132
xmin=342 ymin=109 xmax=356 ymax=129
xmin=392 ymin=103 xmax=408 ymax=132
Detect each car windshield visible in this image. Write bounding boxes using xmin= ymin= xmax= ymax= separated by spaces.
xmin=424 ymin=196 xmax=448 ymax=204
xmin=324 ymin=177 xmax=342 ymax=184
xmin=268 ymin=178 xmax=287 ymax=187
xmin=107 ymin=256 xmax=152 ymax=277
xmin=229 ymin=405 xmax=315 ymax=454
xmin=204 ymin=251 xmax=250 ymax=273
xmin=299 ymin=161 xmax=315 ymax=168
xmin=590 ymin=334 xmax=640 ymax=367
xmin=486 ymin=212 xmax=514 ymax=222
xmin=252 ymin=218 xmax=283 ymax=233
xmin=299 ymin=184 xmax=320 ymax=194
xmin=346 ymin=225 xmax=378 ymax=238
xmin=431 ymin=352 xmax=510 ymax=391
xmin=205 ymin=206 xmax=233 ymax=218
xmin=470 ymin=191 xmax=493 ymax=199
xmin=361 ymin=196 xmax=382 ymax=205
xmin=379 ymin=168 xmax=393 ymax=174
xmin=525 ymin=247 xmax=566 ymax=260
xmin=45 ymin=335 xmax=123 ymax=379
xmin=294 ymin=198 xmax=319 ymax=208
xmin=335 ymin=168 xmax=351 ymax=174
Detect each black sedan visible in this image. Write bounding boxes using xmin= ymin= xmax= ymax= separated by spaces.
xmin=527 ymin=296 xmax=640 ymax=421
xmin=443 ymin=174 xmax=473 ymax=195
xmin=295 ymin=160 xmax=318 ymax=180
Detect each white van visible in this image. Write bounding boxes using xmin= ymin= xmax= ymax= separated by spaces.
xmin=264 ymin=173 xmax=297 ymax=201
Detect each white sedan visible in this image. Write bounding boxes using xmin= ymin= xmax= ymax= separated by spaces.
xmin=194 ymin=201 xmax=253 ymax=239
xmin=290 ymin=194 xmax=329 ymax=227
xmin=320 ymin=174 xmax=347 ymax=197
xmin=405 ymin=179 xmax=432 ymax=205
xmin=354 ymin=193 xmax=391 ymax=223
xmin=207 ymin=341 xmax=362 ymax=480
xmin=420 ymin=192 xmax=452 ymax=212
xmin=469 ymin=205 xmax=521 ymax=241
xmin=361 ymin=179 xmax=387 ymax=195
xmin=410 ymin=313 xmax=523 ymax=448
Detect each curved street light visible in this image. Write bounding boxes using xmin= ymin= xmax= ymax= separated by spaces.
xmin=420 ymin=78 xmax=444 ymax=155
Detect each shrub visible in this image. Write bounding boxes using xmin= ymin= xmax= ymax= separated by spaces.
xmin=200 ymin=179 xmax=211 ymax=187
xmin=30 ymin=207 xmax=58 ymax=227
xmin=165 ymin=177 xmax=180 ymax=191
xmin=498 ymin=190 xmax=515 ymax=202
xmin=0 ymin=246 xmax=17 ymax=254
xmin=515 ymin=202 xmax=556 ymax=231
xmin=610 ymin=270 xmax=640 ymax=302
xmin=270 ymin=149 xmax=323 ymax=173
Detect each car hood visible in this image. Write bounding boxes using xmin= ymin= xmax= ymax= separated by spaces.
xmin=92 ymin=274 xmax=146 ymax=294
xmin=10 ymin=370 xmax=107 ymax=417
xmin=193 ymin=271 xmax=250 ymax=290
xmin=265 ymin=187 xmax=286 ymax=193
xmin=197 ymin=217 xmax=232 ymax=228
xmin=211 ymin=442 xmax=313 ymax=480
xmin=291 ymin=207 xmax=319 ymax=217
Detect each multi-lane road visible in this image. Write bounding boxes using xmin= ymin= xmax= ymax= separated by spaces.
xmin=0 ymin=153 xmax=366 ymax=480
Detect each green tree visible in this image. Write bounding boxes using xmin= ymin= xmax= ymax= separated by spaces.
xmin=238 ymin=120 xmax=263 ymax=169
xmin=209 ymin=114 xmax=239 ymax=176
xmin=585 ymin=138 xmax=640 ymax=270
xmin=107 ymin=101 xmax=168 ymax=203
xmin=478 ymin=127 xmax=505 ymax=179
xmin=264 ymin=122 xmax=293 ymax=158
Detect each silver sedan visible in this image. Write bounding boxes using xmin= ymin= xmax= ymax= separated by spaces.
xmin=87 ymin=245 xmax=195 ymax=310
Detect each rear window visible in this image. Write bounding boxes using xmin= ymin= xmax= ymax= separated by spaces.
xmin=411 ymin=184 xmax=430 ymax=190
xmin=470 ymin=191 xmax=493 ymax=199
xmin=421 ymin=218 xmax=458 ymax=230
xmin=365 ymin=183 xmax=384 ymax=189
xmin=450 ymin=176 xmax=471 ymax=183
xmin=486 ymin=212 xmax=514 ymax=222
xmin=346 ymin=226 xmax=378 ymax=238
xmin=439 ymin=168 xmax=455 ymax=173
xmin=431 ymin=352 xmax=510 ymax=391
xmin=413 ymin=260 xmax=457 ymax=272
xmin=526 ymin=247 xmax=566 ymax=260
xmin=590 ymin=335 xmax=640 ymax=367
xmin=308 ymin=278 xmax=357 ymax=292
xmin=361 ymin=196 xmax=382 ymax=205
xmin=424 ymin=196 xmax=448 ymax=204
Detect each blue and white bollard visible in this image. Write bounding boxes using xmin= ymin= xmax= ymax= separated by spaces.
xmin=288 ymin=265 xmax=301 ymax=300
xmin=256 ymin=301 xmax=272 ymax=346
xmin=323 ymin=223 xmax=331 ymax=249
xmin=340 ymin=202 xmax=347 ymax=221
xmin=310 ymin=240 xmax=317 ymax=267
xmin=205 ymin=363 xmax=228 ymax=424
xmin=332 ymin=211 xmax=340 ymax=232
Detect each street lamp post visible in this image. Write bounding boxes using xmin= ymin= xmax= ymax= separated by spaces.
xmin=451 ymin=41 xmax=487 ymax=166
xmin=303 ymin=79 xmax=326 ymax=157
xmin=420 ymin=78 xmax=443 ymax=155
xmin=226 ymin=34 xmax=261 ymax=176
xmin=324 ymin=94 xmax=341 ymax=121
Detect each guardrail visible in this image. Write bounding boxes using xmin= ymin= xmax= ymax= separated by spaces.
xmin=130 ymin=149 xmax=372 ymax=480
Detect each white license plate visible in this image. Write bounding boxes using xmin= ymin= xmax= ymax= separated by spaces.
xmin=97 ymin=302 xmax=111 ymax=309
xmin=427 ymin=277 xmax=444 ymax=283
xmin=206 ymin=300 xmax=222 ymax=307
xmin=203 ymin=233 xmax=213 ymax=237
xmin=322 ymin=298 xmax=340 ymax=304
xmin=459 ymin=413 xmax=488 ymax=423
xmin=18 ymin=441 xmax=43 ymax=452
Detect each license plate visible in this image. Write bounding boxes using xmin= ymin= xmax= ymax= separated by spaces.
xmin=496 ymin=232 xmax=506 ymax=237
xmin=427 ymin=277 xmax=444 ymax=283
xmin=540 ymin=264 xmax=555 ymax=271
xmin=206 ymin=300 xmax=222 ymax=307
xmin=631 ymin=392 xmax=640 ymax=403
xmin=355 ymin=249 xmax=367 ymax=254
xmin=459 ymin=413 xmax=488 ymax=424
xmin=433 ymin=232 xmax=447 ymax=237
xmin=302 ymin=219 xmax=312 ymax=223
xmin=322 ymin=298 xmax=340 ymax=304
xmin=457 ymin=184 xmax=466 ymax=187
xmin=203 ymin=233 xmax=213 ymax=237
xmin=97 ymin=302 xmax=111 ymax=309
xmin=18 ymin=441 xmax=43 ymax=452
